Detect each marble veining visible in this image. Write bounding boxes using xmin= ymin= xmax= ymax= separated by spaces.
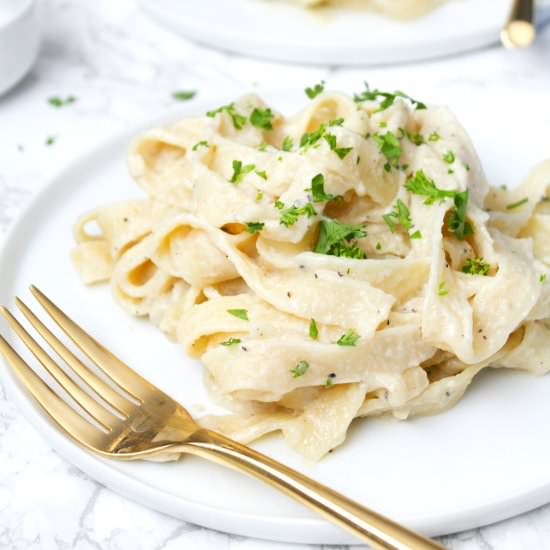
xmin=1 ymin=0 xmax=550 ymax=548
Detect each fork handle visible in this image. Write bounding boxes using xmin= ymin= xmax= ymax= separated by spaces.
xmin=181 ymin=429 xmax=445 ymax=550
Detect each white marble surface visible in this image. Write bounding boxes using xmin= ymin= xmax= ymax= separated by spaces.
xmin=1 ymin=1 xmax=550 ymax=548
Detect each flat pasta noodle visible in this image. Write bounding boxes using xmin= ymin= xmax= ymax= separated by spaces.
xmin=287 ymin=0 xmax=443 ymax=19
xmin=71 ymin=88 xmax=550 ymax=460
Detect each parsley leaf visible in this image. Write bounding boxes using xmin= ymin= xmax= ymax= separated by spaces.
xmin=428 ymin=131 xmax=441 ymax=142
xmin=306 ymin=173 xmax=340 ymax=202
xmin=405 ymin=170 xmax=458 ymax=204
xmin=230 ymin=160 xmax=256 ymax=184
xmin=506 ymin=197 xmax=529 ymax=210
xmin=324 ymin=376 xmax=334 ymax=388
xmin=245 ymin=222 xmax=264 ymax=234
xmin=172 ymin=90 xmax=196 ymax=101
xmin=250 ymin=107 xmax=274 ymax=130
xmin=279 ymin=203 xmax=316 ymax=227
xmin=300 ymin=125 xmax=326 ymax=149
xmin=323 ymin=133 xmax=353 ymax=159
xmin=443 ymin=150 xmax=456 ymax=164
xmin=383 ymin=199 xmax=422 ymax=239
xmin=438 ymin=282 xmax=449 ymax=296
xmin=398 ymin=128 xmax=424 ymax=146
xmin=221 ymin=337 xmax=241 ymax=346
xmin=281 ymin=136 xmax=294 ymax=151
xmin=462 ymin=257 xmax=490 ymax=276
xmin=291 ymin=360 xmax=310 ymax=378
xmin=48 ymin=95 xmax=77 ymax=108
xmin=354 ymin=82 xmax=426 ymax=112
xmin=207 ymin=103 xmax=247 ymax=130
xmin=309 ymin=318 xmax=318 ymax=339
xmin=447 ymin=191 xmax=473 ymax=240
xmin=305 ymin=81 xmax=325 ymax=99
xmin=541 ymin=274 xmax=548 ymax=284
xmin=227 ymin=309 xmax=249 ymax=321
xmin=192 ymin=140 xmax=209 ymax=151
xmin=314 ymin=219 xmax=367 ymax=259
xmin=373 ymin=131 xmax=401 ymax=172
xmin=336 ymin=329 xmax=360 ymax=346
xmin=255 ymin=170 xmax=268 ymax=180
xmin=45 ymin=135 xmax=56 ymax=146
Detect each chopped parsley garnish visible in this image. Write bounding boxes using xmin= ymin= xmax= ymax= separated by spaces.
xmin=291 ymin=360 xmax=310 ymax=378
xmin=376 ymin=242 xmax=382 ymax=250
xmin=221 ymin=337 xmax=241 ymax=346
xmin=255 ymin=191 xmax=264 ymax=201
xmin=405 ymin=171 xmax=472 ymax=240
xmin=398 ymin=128 xmax=424 ymax=146
xmin=250 ymin=107 xmax=274 ymax=130
xmin=255 ymin=169 xmax=268 ymax=180
xmin=506 ymin=197 xmax=529 ymax=210
xmin=373 ymin=131 xmax=401 ymax=172
xmin=353 ymin=82 xmax=426 ymax=112
xmin=324 ymin=376 xmax=334 ymax=389
xmin=230 ymin=160 xmax=256 ymax=184
xmin=300 ymin=126 xmax=326 ymax=149
xmin=438 ymin=282 xmax=449 ymax=296
xmin=383 ymin=199 xmax=422 ymax=239
xmin=314 ymin=219 xmax=367 ymax=259
xmin=405 ymin=170 xmax=459 ymax=204
xmin=274 ymin=200 xmax=284 ymax=210
xmin=336 ymin=329 xmax=360 ymax=346
xmin=258 ymin=143 xmax=268 ymax=152
xmin=192 ymin=140 xmax=209 ymax=151
xmin=541 ymin=274 xmax=548 ymax=284
xmin=462 ymin=257 xmax=490 ymax=276
xmin=245 ymin=222 xmax=264 ymax=234
xmin=448 ymin=191 xmax=473 ymax=240
xmin=281 ymin=136 xmax=294 ymax=151
xmin=323 ymin=134 xmax=353 ymax=159
xmin=279 ymin=203 xmax=316 ymax=227
xmin=172 ymin=90 xmax=196 ymax=101
xmin=428 ymin=132 xmax=441 ymax=142
xmin=227 ymin=309 xmax=249 ymax=321
xmin=207 ymin=103 xmax=247 ymax=130
xmin=309 ymin=318 xmax=318 ymax=340
xmin=306 ymin=174 xmax=340 ymax=202
xmin=48 ymin=95 xmax=77 ymax=108
xmin=45 ymin=135 xmax=56 ymax=146
xmin=305 ymin=81 xmax=325 ymax=99
xmin=443 ymin=150 xmax=456 ymax=164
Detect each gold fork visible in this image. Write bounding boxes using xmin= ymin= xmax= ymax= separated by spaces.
xmin=501 ymin=0 xmax=535 ymax=48
xmin=0 ymin=286 xmax=445 ymax=550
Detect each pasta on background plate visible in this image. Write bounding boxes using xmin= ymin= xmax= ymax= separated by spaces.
xmin=71 ymin=83 xmax=550 ymax=461
xmin=286 ymin=0 xmax=443 ymax=19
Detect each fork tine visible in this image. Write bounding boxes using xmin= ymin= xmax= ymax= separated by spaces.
xmin=0 ymin=307 xmax=115 ymax=431
xmin=0 ymin=334 xmax=105 ymax=449
xmin=30 ymin=286 xmax=152 ymax=400
xmin=15 ymin=297 xmax=133 ymax=418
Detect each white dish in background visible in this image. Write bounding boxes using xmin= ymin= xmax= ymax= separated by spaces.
xmin=138 ymin=0 xmax=550 ymax=66
xmin=0 ymin=0 xmax=40 ymax=95
xmin=1 ymin=88 xmax=550 ymax=545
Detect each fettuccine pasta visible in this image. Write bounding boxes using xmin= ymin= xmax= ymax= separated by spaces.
xmin=286 ymin=0 xmax=443 ymax=19
xmin=71 ymin=85 xmax=550 ymax=461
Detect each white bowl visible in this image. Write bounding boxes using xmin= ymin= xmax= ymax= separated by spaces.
xmin=0 ymin=0 xmax=40 ymax=95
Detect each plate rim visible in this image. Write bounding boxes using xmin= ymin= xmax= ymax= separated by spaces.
xmin=2 ymin=90 xmax=550 ymax=544
xmin=137 ymin=0 xmax=550 ymax=66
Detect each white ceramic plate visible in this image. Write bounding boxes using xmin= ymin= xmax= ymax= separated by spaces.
xmin=138 ymin=0 xmax=550 ymax=66
xmin=2 ymin=89 xmax=550 ymax=545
